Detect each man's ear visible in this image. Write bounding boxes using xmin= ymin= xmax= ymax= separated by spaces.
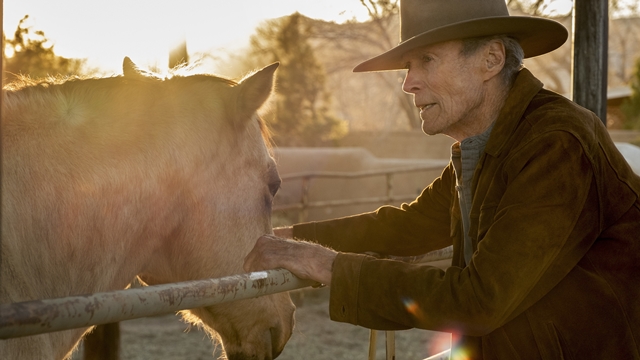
xmin=484 ymin=40 xmax=506 ymax=80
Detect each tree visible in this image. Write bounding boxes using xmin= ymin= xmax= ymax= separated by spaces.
xmin=621 ymin=57 xmax=640 ymax=130
xmin=3 ymin=15 xmax=88 ymax=83
xmin=508 ymin=1 xmax=640 ymax=19
xmin=248 ymin=13 xmax=347 ymax=146
xmin=308 ymin=0 xmax=423 ymax=130
xmin=358 ymin=0 xmax=422 ymax=130
xmin=506 ymin=0 xmax=571 ymax=16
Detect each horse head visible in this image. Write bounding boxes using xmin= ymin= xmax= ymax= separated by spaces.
xmin=122 ymin=59 xmax=294 ymax=359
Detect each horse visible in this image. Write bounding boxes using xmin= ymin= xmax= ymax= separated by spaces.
xmin=0 ymin=58 xmax=294 ymax=360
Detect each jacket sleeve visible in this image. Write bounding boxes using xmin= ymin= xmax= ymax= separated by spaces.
xmin=291 ymin=163 xmax=455 ymax=256
xmin=327 ymin=131 xmax=598 ymax=335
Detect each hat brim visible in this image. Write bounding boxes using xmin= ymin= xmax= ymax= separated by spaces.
xmin=353 ymin=16 xmax=568 ymax=72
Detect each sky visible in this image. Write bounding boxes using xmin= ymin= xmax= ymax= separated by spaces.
xmin=3 ymin=0 xmax=371 ymax=75
xmin=4 ymin=0 xmax=608 ymax=77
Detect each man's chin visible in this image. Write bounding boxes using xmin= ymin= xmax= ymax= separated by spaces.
xmin=421 ymin=123 xmax=441 ymax=136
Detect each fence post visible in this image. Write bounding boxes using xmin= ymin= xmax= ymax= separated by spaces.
xmin=83 ymin=323 xmax=120 ymax=360
xmin=299 ymin=176 xmax=310 ymax=223
xmin=385 ymin=173 xmax=393 ymax=205
xmin=571 ymin=0 xmax=608 ymax=124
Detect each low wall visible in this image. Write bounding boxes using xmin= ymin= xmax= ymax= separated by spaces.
xmin=609 ymin=130 xmax=640 ymax=144
xmin=339 ymin=131 xmax=455 ymax=160
xmin=616 ymin=143 xmax=640 ymax=173
xmin=340 ymin=130 xmax=640 ymax=160
xmin=273 ymin=138 xmax=640 ymax=224
xmin=273 ymin=148 xmax=448 ymax=223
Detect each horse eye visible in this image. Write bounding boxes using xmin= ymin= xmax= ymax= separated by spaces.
xmin=268 ymin=179 xmax=281 ymax=197
xmin=266 ymin=161 xmax=281 ymax=198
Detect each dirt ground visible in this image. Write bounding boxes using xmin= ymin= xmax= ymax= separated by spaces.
xmin=73 ymin=288 xmax=451 ymax=360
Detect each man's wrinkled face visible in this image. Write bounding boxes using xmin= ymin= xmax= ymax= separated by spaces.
xmin=401 ymin=40 xmax=487 ymax=140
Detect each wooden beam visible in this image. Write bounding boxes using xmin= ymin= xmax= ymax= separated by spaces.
xmin=571 ymin=0 xmax=609 ymax=125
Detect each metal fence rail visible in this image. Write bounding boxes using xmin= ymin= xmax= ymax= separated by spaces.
xmin=274 ymin=164 xmax=446 ymax=220
xmin=0 ymin=269 xmax=315 ymax=339
xmin=0 ymin=165 xmax=450 ymax=341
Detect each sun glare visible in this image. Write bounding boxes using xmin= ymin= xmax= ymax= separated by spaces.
xmin=4 ymin=0 xmax=370 ymax=75
xmin=545 ymin=0 xmax=573 ymax=15
xmin=14 ymin=0 xmax=632 ymax=76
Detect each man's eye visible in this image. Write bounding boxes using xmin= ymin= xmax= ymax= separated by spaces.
xmin=422 ymin=55 xmax=433 ymax=63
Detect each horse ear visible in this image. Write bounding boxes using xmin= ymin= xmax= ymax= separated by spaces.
xmin=235 ymin=62 xmax=279 ymax=122
xmin=123 ymin=57 xmax=159 ymax=79
xmin=123 ymin=57 xmax=144 ymax=78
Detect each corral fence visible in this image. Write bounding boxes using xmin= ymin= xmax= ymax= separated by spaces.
xmin=273 ymin=164 xmax=447 ymax=223
xmin=272 ymin=163 xmax=455 ymax=264
xmin=272 ymin=165 xmax=455 ymax=360
xmin=0 ymin=165 xmax=453 ymax=346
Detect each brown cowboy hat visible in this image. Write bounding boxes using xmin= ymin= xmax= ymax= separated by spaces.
xmin=353 ymin=0 xmax=568 ymax=72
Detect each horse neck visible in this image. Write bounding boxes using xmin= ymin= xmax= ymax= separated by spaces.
xmin=2 ymin=82 xmax=190 ymax=299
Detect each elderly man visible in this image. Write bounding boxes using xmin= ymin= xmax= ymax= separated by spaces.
xmin=244 ymin=0 xmax=640 ymax=358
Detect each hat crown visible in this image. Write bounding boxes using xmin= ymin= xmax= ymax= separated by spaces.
xmin=353 ymin=0 xmax=567 ymax=72
xmin=400 ymin=0 xmax=510 ymax=42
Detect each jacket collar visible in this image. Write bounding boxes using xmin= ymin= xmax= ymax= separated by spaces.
xmin=484 ymin=68 xmax=543 ymax=157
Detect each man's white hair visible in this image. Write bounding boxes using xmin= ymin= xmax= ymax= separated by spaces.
xmin=461 ymin=35 xmax=525 ymax=86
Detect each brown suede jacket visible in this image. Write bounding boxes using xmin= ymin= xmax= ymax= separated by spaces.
xmin=292 ymin=69 xmax=640 ymax=359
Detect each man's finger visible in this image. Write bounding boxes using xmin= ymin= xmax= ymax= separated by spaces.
xmin=243 ymin=235 xmax=280 ymax=272
xmin=273 ymin=227 xmax=293 ymax=238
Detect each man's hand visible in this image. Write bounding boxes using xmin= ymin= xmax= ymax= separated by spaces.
xmin=243 ymin=234 xmax=337 ymax=286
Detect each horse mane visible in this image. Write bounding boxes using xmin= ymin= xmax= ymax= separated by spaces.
xmin=2 ymin=69 xmax=238 ymax=91
xmin=2 ymin=69 xmax=274 ymax=151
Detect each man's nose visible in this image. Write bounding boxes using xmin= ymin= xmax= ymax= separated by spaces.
xmin=402 ymin=70 xmax=421 ymax=94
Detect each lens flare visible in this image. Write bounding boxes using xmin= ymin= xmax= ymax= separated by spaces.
xmin=403 ymin=297 xmax=418 ymax=314
xmin=449 ymin=334 xmax=470 ymax=360
xmin=402 ymin=297 xmax=426 ymax=322
xmin=450 ymin=348 xmax=470 ymax=360
xmin=428 ymin=332 xmax=452 ymax=357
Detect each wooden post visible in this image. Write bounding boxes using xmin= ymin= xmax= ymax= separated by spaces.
xmin=299 ymin=176 xmax=310 ymax=223
xmin=571 ymin=0 xmax=609 ymax=125
xmin=368 ymin=330 xmax=377 ymax=360
xmin=83 ymin=323 xmax=120 ymax=360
